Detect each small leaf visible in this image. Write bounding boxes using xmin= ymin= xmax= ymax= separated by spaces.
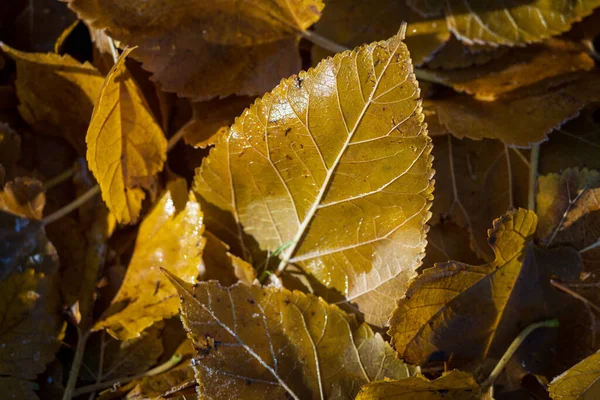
xmin=167 ymin=276 xmax=414 ymax=399
xmin=93 ymin=180 xmax=203 ymax=340
xmin=355 ymin=370 xmax=480 ymax=400
xmin=0 ymin=44 xmax=104 ymax=155
xmin=0 ymin=177 xmax=45 ymax=220
xmin=549 ymin=351 xmax=600 ymax=399
xmin=66 ymin=0 xmax=324 ymax=99
xmin=312 ymin=0 xmax=450 ymax=66
xmin=194 ymin=33 xmax=434 ymax=326
xmin=86 ymin=47 xmax=167 ymax=225
xmin=389 ymin=209 xmax=581 ymax=373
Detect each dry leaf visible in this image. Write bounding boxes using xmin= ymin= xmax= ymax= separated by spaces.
xmin=355 ymin=370 xmax=480 ymax=400
xmin=426 ymin=36 xmax=507 ymax=70
xmin=0 ymin=177 xmax=45 ymax=219
xmin=201 ymin=230 xmax=256 ymax=286
xmin=549 ymin=351 xmax=600 ymax=399
xmin=94 ymin=180 xmax=203 ymax=340
xmin=86 ymin=47 xmax=167 ymax=225
xmin=389 ymin=209 xmax=581 ymax=373
xmin=0 ymin=44 xmax=104 ymax=155
xmin=312 ymin=0 xmax=450 ymax=66
xmin=194 ymin=33 xmax=434 ymax=326
xmin=423 ymin=220 xmax=482 ymax=268
xmin=66 ymin=0 xmax=324 ymax=100
xmin=166 ymin=276 xmax=414 ymax=399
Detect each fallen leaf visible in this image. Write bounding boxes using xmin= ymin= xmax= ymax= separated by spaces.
xmin=0 ymin=377 xmax=38 ymax=400
xmin=0 ymin=211 xmax=63 ymax=396
xmin=201 ymin=230 xmax=255 ymax=286
xmin=389 ymin=209 xmax=581 ymax=373
xmin=167 ymin=276 xmax=414 ymax=399
xmin=427 ymin=72 xmax=600 ymax=147
xmin=0 ymin=177 xmax=45 ymax=219
xmin=355 ymin=370 xmax=480 ymax=400
xmin=0 ymin=44 xmax=104 ymax=155
xmin=94 ymin=180 xmax=204 ymax=340
xmin=426 ymin=36 xmax=507 ymax=70
xmin=66 ymin=0 xmax=324 ymax=100
xmin=549 ymin=351 xmax=600 ymax=399
xmin=311 ymin=0 xmax=450 ymax=66
xmin=181 ymin=97 xmax=253 ymax=148
xmin=423 ymin=219 xmax=482 ymax=268
xmin=86 ymin=47 xmax=167 ymax=225
xmin=194 ymin=33 xmax=434 ymax=326
xmin=431 ymin=135 xmax=529 ymax=260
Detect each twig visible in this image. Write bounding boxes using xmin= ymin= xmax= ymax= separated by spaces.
xmin=87 ymin=331 xmax=107 ymax=400
xmin=505 ymin=144 xmax=514 ymax=209
xmin=481 ymin=319 xmax=559 ymax=389
xmin=527 ymin=144 xmax=540 ymax=211
xmin=560 ymin=281 xmax=600 ymax=288
xmin=580 ymin=240 xmax=600 ymax=254
xmin=551 ymin=279 xmax=600 ymax=313
xmin=43 ymin=168 xmax=75 ymax=190
xmin=510 ymin=147 xmax=530 ymax=168
xmin=43 ymin=185 xmax=101 ymax=226
xmin=62 ymin=329 xmax=91 ymax=400
xmin=72 ymin=353 xmax=183 ymax=397
xmin=167 ymin=127 xmax=186 ymax=152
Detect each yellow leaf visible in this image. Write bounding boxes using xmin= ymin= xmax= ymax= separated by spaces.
xmin=0 ymin=177 xmax=45 ymax=220
xmin=86 ymin=47 xmax=167 ymax=225
xmin=166 ymin=276 xmax=414 ymax=399
xmin=66 ymin=0 xmax=324 ymax=99
xmin=355 ymin=371 xmax=480 ymax=400
xmin=549 ymin=351 xmax=600 ymax=399
xmin=0 ymin=44 xmax=103 ymax=155
xmin=311 ymin=0 xmax=450 ymax=67
xmin=93 ymin=180 xmax=203 ymax=340
xmin=389 ymin=209 xmax=582 ymax=372
xmin=194 ymin=33 xmax=434 ymax=326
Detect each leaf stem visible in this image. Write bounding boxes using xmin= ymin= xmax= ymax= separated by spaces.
xmin=551 ymin=279 xmax=600 ymax=313
xmin=527 ymin=144 xmax=540 ymax=212
xmin=43 ymin=167 xmax=75 ymax=190
xmin=43 ymin=185 xmax=101 ymax=226
xmin=481 ymin=319 xmax=559 ymax=389
xmin=63 ymin=329 xmax=91 ymax=400
xmin=580 ymin=240 xmax=600 ymax=254
xmin=72 ymin=353 xmax=183 ymax=397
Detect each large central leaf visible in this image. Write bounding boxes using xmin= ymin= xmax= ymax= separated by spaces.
xmin=194 ymin=33 xmax=434 ymax=326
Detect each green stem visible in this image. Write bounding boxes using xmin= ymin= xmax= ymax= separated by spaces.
xmin=481 ymin=319 xmax=559 ymax=389
xmin=62 ymin=329 xmax=90 ymax=400
xmin=72 ymin=353 xmax=183 ymax=397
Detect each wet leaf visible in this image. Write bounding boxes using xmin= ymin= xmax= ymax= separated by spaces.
xmin=312 ymin=0 xmax=450 ymax=66
xmin=0 ymin=212 xmax=63 ymax=396
xmin=194 ymin=33 xmax=434 ymax=326
xmin=549 ymin=351 xmax=600 ymax=399
xmin=355 ymin=370 xmax=480 ymax=400
xmin=66 ymin=0 xmax=324 ymax=100
xmin=389 ymin=209 xmax=581 ymax=373
xmin=181 ymin=97 xmax=253 ymax=149
xmin=431 ymin=135 xmax=529 ymax=260
xmin=0 ymin=177 xmax=45 ymax=220
xmin=167 ymin=276 xmax=414 ymax=399
xmin=0 ymin=44 xmax=103 ymax=155
xmin=93 ymin=180 xmax=204 ymax=340
xmin=86 ymin=47 xmax=167 ymax=225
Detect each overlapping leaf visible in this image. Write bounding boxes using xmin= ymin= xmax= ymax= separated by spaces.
xmin=0 ymin=44 xmax=103 ymax=155
xmin=93 ymin=180 xmax=203 ymax=340
xmin=549 ymin=351 xmax=600 ymax=399
xmin=194 ymin=33 xmax=434 ymax=326
xmin=167 ymin=276 xmax=413 ymax=399
xmin=355 ymin=371 xmax=480 ymax=400
xmin=389 ymin=209 xmax=581 ymax=373
xmin=66 ymin=0 xmax=324 ymax=99
xmin=86 ymin=47 xmax=167 ymax=225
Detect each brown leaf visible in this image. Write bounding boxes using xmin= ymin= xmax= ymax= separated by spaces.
xmin=66 ymin=0 xmax=324 ymax=100
xmin=426 ymin=36 xmax=507 ymax=70
xmin=194 ymin=33 xmax=434 ymax=326
xmin=201 ymin=230 xmax=255 ymax=286
xmin=389 ymin=209 xmax=582 ymax=374
xmin=167 ymin=276 xmax=414 ymax=399
xmin=0 ymin=177 xmax=45 ymax=220
xmin=0 ymin=44 xmax=104 ymax=155
xmin=423 ymin=220 xmax=483 ymax=268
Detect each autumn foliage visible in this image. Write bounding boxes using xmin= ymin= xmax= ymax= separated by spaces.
xmin=2 ymin=0 xmax=600 ymax=399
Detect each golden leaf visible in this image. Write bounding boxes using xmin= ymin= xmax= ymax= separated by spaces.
xmin=194 ymin=33 xmax=434 ymax=326
xmin=389 ymin=209 xmax=582 ymax=372
xmin=93 ymin=180 xmax=203 ymax=340
xmin=66 ymin=0 xmax=324 ymax=99
xmin=355 ymin=370 xmax=480 ymax=400
xmin=549 ymin=351 xmax=600 ymax=399
xmin=86 ymin=47 xmax=167 ymax=225
xmin=0 ymin=177 xmax=45 ymax=220
xmin=166 ymin=276 xmax=414 ymax=399
xmin=0 ymin=44 xmax=103 ymax=155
